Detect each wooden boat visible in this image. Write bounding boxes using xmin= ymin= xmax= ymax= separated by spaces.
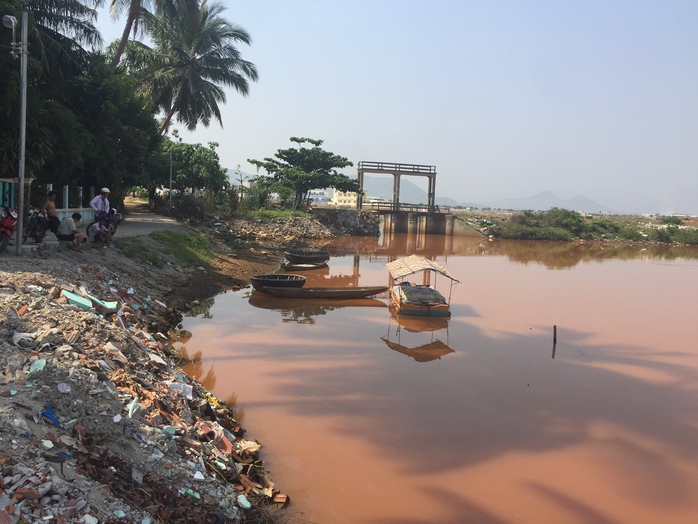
xmin=385 ymin=255 xmax=459 ymax=317
xmin=250 ymin=274 xmax=306 ymax=292
xmin=284 ymin=249 xmax=331 ymax=265
xmin=281 ymin=261 xmax=329 ymax=271
xmin=260 ymin=285 xmax=388 ymax=299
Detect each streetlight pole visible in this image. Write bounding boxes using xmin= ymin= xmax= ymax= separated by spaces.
xmin=16 ymin=12 xmax=27 ymax=256
xmin=2 ymin=12 xmax=27 ymax=256
xmin=169 ymin=148 xmax=173 ymax=209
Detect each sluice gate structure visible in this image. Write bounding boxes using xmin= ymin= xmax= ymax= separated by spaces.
xmin=356 ymin=161 xmax=455 ymax=236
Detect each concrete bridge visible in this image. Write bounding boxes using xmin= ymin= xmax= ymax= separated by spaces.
xmin=356 ymin=161 xmax=455 ymax=235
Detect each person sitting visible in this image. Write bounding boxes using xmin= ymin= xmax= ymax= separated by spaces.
xmin=40 ymin=191 xmax=60 ymax=234
xmin=87 ymin=214 xmax=112 ymax=248
xmin=56 ymin=212 xmax=86 ymax=252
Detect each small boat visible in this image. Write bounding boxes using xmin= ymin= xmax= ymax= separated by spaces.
xmin=385 ymin=255 xmax=459 ymax=317
xmin=284 ymin=249 xmax=331 ymax=265
xmin=281 ymin=261 xmax=329 ymax=271
xmin=250 ymin=274 xmax=306 ymax=292
xmin=260 ymin=285 xmax=388 ymax=299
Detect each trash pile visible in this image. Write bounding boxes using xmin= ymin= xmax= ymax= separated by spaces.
xmin=311 ymin=209 xmax=380 ymax=237
xmin=0 ymin=264 xmax=288 ymax=523
xmin=217 ymin=216 xmax=335 ymax=242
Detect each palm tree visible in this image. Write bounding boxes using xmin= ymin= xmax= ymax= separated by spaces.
xmin=108 ymin=0 xmax=159 ymax=70
xmin=26 ymin=0 xmax=102 ymax=75
xmin=129 ymin=0 xmax=258 ymax=135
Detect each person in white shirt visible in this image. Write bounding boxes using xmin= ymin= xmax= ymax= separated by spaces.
xmin=89 ymin=188 xmax=111 ymax=220
xmin=56 ymin=212 xmax=86 ymax=251
xmin=87 ymin=215 xmax=112 ymax=248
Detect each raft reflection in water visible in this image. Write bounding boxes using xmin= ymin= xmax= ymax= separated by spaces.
xmin=382 ymin=307 xmax=455 ymax=363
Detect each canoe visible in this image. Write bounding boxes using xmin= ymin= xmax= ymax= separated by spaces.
xmin=260 ymin=285 xmax=388 ymax=299
xmin=250 ymin=274 xmax=306 ymax=292
xmin=284 ymin=250 xmax=331 ymax=264
xmin=281 ymin=261 xmax=329 ymax=271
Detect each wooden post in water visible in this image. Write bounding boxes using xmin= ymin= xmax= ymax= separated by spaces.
xmin=552 ymin=325 xmax=557 ymax=359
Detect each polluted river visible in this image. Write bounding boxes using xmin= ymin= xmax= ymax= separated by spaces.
xmin=175 ymin=233 xmax=698 ymax=523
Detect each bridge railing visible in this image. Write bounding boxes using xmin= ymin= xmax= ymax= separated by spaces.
xmin=358 ymin=161 xmax=436 ymax=175
xmin=366 ymin=202 xmax=450 ymax=214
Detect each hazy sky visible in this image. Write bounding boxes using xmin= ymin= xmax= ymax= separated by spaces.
xmin=95 ymin=1 xmax=698 ymax=213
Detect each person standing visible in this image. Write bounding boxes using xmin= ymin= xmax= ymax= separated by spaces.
xmin=40 ymin=191 xmax=60 ymax=233
xmin=89 ymin=188 xmax=111 ymax=220
xmin=56 ymin=212 xmax=86 ymax=251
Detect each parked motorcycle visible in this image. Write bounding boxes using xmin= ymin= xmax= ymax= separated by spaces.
xmin=91 ymin=209 xmax=123 ymax=237
xmin=0 ymin=206 xmax=18 ymax=253
xmin=23 ymin=208 xmax=49 ymax=244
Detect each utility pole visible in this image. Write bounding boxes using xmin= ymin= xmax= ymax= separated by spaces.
xmin=2 ymin=12 xmax=27 ymax=255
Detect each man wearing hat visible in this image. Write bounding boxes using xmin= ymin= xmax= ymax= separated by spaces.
xmin=40 ymin=190 xmax=60 ymax=234
xmin=89 ymin=187 xmax=111 ymax=221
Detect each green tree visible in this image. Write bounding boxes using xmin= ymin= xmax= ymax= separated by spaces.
xmin=248 ymin=137 xmax=359 ymax=210
xmin=0 ymin=0 xmax=103 ymax=180
xmin=165 ymin=134 xmax=228 ymax=193
xmin=126 ymin=0 xmax=258 ymax=134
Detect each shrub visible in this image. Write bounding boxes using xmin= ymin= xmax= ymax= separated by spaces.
xmin=661 ymin=215 xmax=683 ymax=225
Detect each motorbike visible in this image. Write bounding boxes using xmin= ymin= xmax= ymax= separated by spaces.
xmin=0 ymin=206 xmax=18 ymax=253
xmin=23 ymin=208 xmax=50 ymax=244
xmin=91 ymin=208 xmax=123 ymax=237
xmin=107 ymin=208 xmax=123 ymax=236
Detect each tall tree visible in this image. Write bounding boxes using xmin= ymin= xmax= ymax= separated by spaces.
xmin=27 ymin=0 xmax=102 ymax=76
xmin=126 ymin=0 xmax=258 ymax=135
xmin=249 ymin=137 xmax=359 ymax=210
xmin=164 ymin=134 xmax=228 ymax=193
xmin=108 ymin=0 xmax=158 ymax=71
xmin=0 ymin=0 xmax=102 ymax=180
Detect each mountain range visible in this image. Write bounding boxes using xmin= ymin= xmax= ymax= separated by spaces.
xmin=227 ymin=170 xmax=698 ymax=215
xmin=361 ymin=176 xmax=617 ymax=213
xmin=362 ymin=176 xmax=698 ymax=215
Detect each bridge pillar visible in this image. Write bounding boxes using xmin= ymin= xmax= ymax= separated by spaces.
xmin=445 ymin=215 xmax=455 ymax=236
xmin=406 ymin=213 xmax=418 ymax=235
xmin=393 ymin=213 xmax=408 ymax=233
xmin=425 ymin=213 xmax=447 ymax=235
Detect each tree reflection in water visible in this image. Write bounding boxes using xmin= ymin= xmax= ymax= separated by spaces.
xmin=174 ymin=344 xmax=245 ymax=422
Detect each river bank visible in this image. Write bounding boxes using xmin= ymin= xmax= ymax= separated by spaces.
xmin=0 ymin=212 xmax=346 ymax=523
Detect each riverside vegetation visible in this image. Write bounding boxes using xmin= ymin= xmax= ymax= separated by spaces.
xmin=457 ymin=208 xmax=698 ymax=244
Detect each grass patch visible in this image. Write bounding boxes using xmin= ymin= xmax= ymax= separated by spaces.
xmin=115 ymin=237 xmax=165 ymax=267
xmin=152 ymin=231 xmax=212 ymax=266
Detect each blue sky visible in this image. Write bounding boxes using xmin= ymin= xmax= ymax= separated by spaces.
xmin=95 ymin=1 xmax=698 ymax=213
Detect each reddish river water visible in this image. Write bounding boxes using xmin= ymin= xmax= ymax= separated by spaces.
xmin=178 ymin=235 xmax=698 ymax=523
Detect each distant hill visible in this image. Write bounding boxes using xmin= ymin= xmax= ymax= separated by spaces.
xmin=361 ymin=177 xmax=614 ymax=213
xmin=230 ymin=171 xmax=624 ymax=214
